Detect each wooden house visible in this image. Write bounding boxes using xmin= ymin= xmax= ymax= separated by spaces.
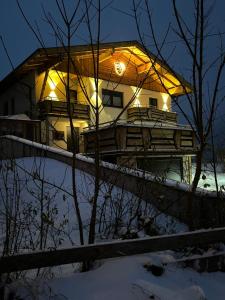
xmin=0 ymin=41 xmax=195 ymax=183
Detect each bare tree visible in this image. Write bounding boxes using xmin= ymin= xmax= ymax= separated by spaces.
xmin=131 ymin=0 xmax=225 ymax=193
xmin=16 ymin=0 xmax=116 ymax=248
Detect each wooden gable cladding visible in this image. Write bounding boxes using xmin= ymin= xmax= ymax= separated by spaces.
xmin=56 ymin=50 xmax=168 ymax=93
xmin=0 ymin=41 xmax=192 ymax=96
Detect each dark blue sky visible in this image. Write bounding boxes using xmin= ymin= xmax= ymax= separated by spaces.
xmin=1 ymin=1 xmax=224 ymax=80
xmin=0 ymin=1 xmax=194 ymax=79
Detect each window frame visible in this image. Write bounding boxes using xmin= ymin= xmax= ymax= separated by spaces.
xmin=102 ymin=89 xmax=123 ymax=108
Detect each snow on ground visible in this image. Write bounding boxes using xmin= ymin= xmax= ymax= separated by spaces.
xmin=193 ymin=164 xmax=225 ymax=192
xmin=1 ymin=157 xmax=225 ymax=300
xmin=15 ymin=252 xmax=225 ymax=300
xmin=0 ymin=156 xmax=186 ymax=253
xmin=167 ymin=161 xmax=225 ymax=192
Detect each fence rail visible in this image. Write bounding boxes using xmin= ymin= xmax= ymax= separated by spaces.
xmin=1 ymin=227 xmax=225 ymax=274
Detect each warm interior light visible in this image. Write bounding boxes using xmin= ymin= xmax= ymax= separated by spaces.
xmin=114 ymin=61 xmax=126 ymax=76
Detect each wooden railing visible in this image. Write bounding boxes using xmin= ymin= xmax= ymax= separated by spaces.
xmin=1 ymin=227 xmax=225 ymax=274
xmin=127 ymin=107 xmax=177 ymax=123
xmin=84 ymin=124 xmax=195 ymax=154
xmin=38 ymin=99 xmax=90 ymax=120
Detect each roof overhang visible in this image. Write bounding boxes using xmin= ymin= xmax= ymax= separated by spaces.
xmin=0 ymin=41 xmax=192 ymax=96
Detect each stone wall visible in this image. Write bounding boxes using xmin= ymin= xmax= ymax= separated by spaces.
xmin=1 ymin=135 xmax=225 ymax=229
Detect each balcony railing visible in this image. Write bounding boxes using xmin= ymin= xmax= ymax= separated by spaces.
xmin=127 ymin=107 xmax=177 ymax=123
xmin=38 ymin=99 xmax=90 ymax=120
xmin=83 ymin=124 xmax=195 ymax=154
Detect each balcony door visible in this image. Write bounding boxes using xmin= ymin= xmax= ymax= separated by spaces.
xmin=67 ymin=126 xmax=80 ymax=153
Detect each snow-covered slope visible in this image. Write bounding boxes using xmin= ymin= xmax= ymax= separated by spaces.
xmin=14 ymin=252 xmax=225 ymax=300
xmin=0 ymin=156 xmax=186 ymax=253
xmin=1 ymin=157 xmax=225 ymax=300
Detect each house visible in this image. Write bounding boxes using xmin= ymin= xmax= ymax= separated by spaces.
xmin=0 ymin=41 xmax=196 ymax=183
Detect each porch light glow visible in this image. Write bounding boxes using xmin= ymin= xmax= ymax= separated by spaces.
xmin=89 ymin=78 xmax=102 ymax=106
xmin=131 ymin=86 xmax=142 ymax=107
xmin=133 ymin=99 xmax=141 ymax=107
xmin=49 ymin=91 xmax=58 ymax=100
xmin=114 ymin=61 xmax=126 ymax=76
xmin=162 ymin=94 xmax=169 ymax=111
xmin=49 ymin=79 xmax=56 ymax=90
xmin=47 ymin=70 xmax=61 ymax=100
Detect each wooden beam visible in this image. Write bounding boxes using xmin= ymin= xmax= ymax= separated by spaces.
xmin=137 ymin=62 xmax=150 ymax=74
xmin=99 ymin=49 xmax=113 ymax=63
xmin=118 ymin=51 xmax=145 ymax=67
xmin=137 ymin=62 xmax=162 ymax=74
xmin=169 ymin=85 xmax=192 ymax=95
xmin=74 ymin=49 xmax=113 ymax=61
xmin=123 ymin=48 xmax=147 ymax=64
xmin=1 ymin=227 xmax=225 ymax=274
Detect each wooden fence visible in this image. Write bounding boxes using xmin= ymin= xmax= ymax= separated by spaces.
xmin=1 ymin=227 xmax=225 ymax=274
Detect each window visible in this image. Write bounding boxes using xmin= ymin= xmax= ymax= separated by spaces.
xmin=149 ymin=97 xmax=158 ymax=108
xmin=102 ymin=89 xmax=123 ymax=108
xmin=53 ymin=130 xmax=64 ymax=140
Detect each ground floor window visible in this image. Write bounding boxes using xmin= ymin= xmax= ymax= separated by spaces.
xmin=137 ymin=157 xmax=183 ymax=181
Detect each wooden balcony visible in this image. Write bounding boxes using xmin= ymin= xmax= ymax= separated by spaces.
xmin=127 ymin=107 xmax=177 ymax=123
xmin=38 ymin=99 xmax=90 ymax=120
xmin=83 ymin=124 xmax=195 ymax=155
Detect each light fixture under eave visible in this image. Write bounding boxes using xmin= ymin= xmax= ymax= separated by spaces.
xmin=114 ymin=61 xmax=126 ymax=76
xmin=162 ymin=94 xmax=169 ymax=111
xmin=131 ymin=86 xmax=142 ymax=107
xmin=48 ymin=91 xmax=58 ymax=101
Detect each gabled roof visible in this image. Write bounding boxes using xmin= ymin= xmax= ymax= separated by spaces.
xmin=0 ymin=40 xmax=192 ymax=96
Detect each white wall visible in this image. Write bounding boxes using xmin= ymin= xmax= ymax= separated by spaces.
xmin=35 ymin=71 xmax=172 ymax=126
